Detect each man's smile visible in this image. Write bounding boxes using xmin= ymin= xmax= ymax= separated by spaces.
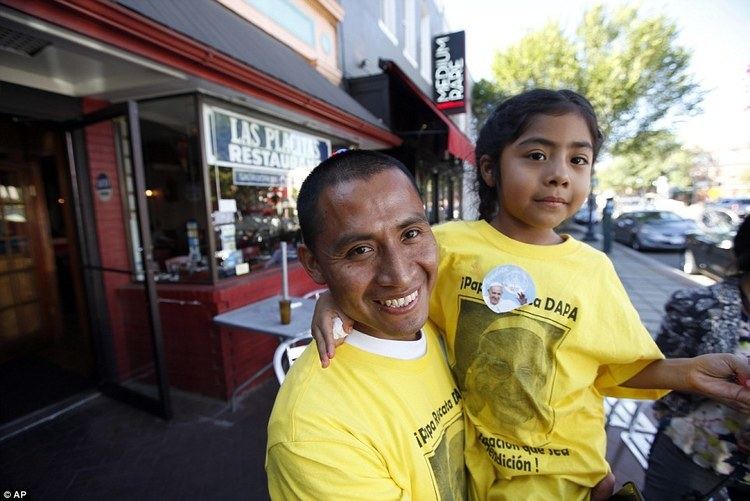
xmin=375 ymin=289 xmax=419 ymax=309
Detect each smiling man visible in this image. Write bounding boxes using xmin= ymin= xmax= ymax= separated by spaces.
xmin=265 ymin=150 xmax=467 ymax=500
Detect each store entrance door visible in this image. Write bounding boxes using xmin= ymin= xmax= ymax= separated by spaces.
xmin=0 ymin=119 xmax=95 ymax=433
xmin=66 ymin=101 xmax=171 ymax=419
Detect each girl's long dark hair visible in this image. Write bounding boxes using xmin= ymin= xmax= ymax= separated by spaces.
xmin=474 ymin=89 xmax=604 ymax=221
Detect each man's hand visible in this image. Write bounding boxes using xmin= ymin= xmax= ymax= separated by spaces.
xmin=311 ymin=291 xmax=352 ymax=368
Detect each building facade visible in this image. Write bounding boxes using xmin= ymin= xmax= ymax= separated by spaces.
xmin=341 ymin=0 xmax=476 ymax=223
xmin=0 ymin=0 xmax=472 ymax=434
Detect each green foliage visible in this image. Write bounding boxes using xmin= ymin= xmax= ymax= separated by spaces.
xmin=470 ymin=3 xmax=704 ymax=192
xmin=597 ymin=131 xmax=708 ymax=194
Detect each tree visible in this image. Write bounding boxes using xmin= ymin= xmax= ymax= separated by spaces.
xmin=472 ymin=4 xmax=703 ymax=164
xmin=597 ymin=131 xmax=712 ymax=199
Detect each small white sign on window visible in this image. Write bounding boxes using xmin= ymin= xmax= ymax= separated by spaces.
xmin=235 ymin=262 xmax=250 ymax=276
xmin=218 ymin=199 xmax=237 ymax=213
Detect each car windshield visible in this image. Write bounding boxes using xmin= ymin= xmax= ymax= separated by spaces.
xmin=701 ymin=210 xmax=740 ymax=234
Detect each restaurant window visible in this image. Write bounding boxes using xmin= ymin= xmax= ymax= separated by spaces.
xmin=203 ymin=103 xmax=333 ymax=279
xmin=450 ymin=171 xmax=462 ymax=220
xmin=420 ymin=170 xmax=436 ymax=224
xmin=438 ymin=171 xmax=451 ymax=223
xmin=138 ymin=95 xmax=209 ymax=283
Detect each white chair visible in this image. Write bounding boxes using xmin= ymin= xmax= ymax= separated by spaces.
xmin=302 ymin=288 xmax=328 ymax=300
xmin=604 ymin=397 xmax=657 ymax=468
xmin=273 ymin=333 xmax=313 ymax=384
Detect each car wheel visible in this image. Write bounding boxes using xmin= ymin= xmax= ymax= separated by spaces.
xmin=631 ymin=235 xmax=642 ymax=251
xmin=682 ymin=249 xmax=698 ymax=274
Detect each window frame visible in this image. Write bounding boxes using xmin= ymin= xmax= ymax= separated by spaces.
xmin=379 ymin=0 xmax=398 ymax=46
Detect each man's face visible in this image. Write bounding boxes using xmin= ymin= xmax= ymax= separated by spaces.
xmin=489 ymin=285 xmax=503 ymax=305
xmin=299 ymin=169 xmax=437 ymax=340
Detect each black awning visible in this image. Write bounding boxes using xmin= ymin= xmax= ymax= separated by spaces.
xmin=379 ymin=60 xmax=474 ymax=165
xmin=117 ymin=0 xmax=385 ymax=131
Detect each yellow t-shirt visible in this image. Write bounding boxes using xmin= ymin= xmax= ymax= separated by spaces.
xmin=430 ymin=220 xmax=666 ymax=501
xmin=266 ymin=323 xmax=467 ymax=500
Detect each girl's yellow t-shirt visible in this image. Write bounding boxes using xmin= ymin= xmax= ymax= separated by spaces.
xmin=430 ymin=220 xmax=666 ymax=501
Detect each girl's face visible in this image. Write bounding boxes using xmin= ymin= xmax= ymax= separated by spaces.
xmin=480 ymin=112 xmax=594 ymax=245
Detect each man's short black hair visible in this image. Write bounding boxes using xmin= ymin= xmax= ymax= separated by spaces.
xmin=297 ymin=150 xmax=419 ymax=251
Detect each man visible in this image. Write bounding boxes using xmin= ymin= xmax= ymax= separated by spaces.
xmin=488 ymin=283 xmax=503 ymax=307
xmin=265 ymin=150 xmax=467 ymax=500
xmin=486 ymin=282 xmax=527 ymax=313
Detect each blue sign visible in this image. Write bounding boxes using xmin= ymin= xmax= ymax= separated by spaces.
xmin=95 ymin=172 xmax=112 ymax=201
xmin=233 ymin=170 xmax=286 ymax=187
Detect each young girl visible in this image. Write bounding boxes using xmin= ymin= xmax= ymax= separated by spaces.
xmin=310 ymin=89 xmax=750 ymax=500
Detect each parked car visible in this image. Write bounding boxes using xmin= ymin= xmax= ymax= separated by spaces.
xmin=573 ymin=204 xmax=601 ymax=224
xmin=682 ymin=208 xmax=743 ymax=279
xmin=613 ymin=210 xmax=698 ymax=251
xmin=712 ymin=197 xmax=750 ymax=218
xmin=612 ymin=197 xmax=645 ymax=218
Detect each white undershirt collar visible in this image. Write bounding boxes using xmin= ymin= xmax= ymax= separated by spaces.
xmin=345 ymin=328 xmax=426 ymax=360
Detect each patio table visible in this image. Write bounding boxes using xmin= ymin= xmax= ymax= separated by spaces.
xmin=213 ymin=295 xmax=316 ymax=408
xmin=213 ymin=295 xmax=316 ymax=339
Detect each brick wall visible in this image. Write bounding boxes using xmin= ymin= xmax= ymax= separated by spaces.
xmin=116 ymin=261 xmax=319 ymax=400
xmin=82 ymin=98 xmax=135 ymax=379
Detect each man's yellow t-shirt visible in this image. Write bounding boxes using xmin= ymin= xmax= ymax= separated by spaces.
xmin=430 ymin=220 xmax=666 ymax=501
xmin=266 ymin=323 xmax=466 ymax=500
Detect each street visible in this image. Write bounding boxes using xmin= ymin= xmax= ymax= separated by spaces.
xmin=638 ymin=248 xmax=683 ymax=269
xmin=569 ymin=222 xmax=715 ymax=286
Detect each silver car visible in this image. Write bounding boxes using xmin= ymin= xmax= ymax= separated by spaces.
xmin=613 ymin=210 xmax=698 ymax=251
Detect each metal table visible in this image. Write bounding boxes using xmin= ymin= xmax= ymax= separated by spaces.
xmin=214 ymin=295 xmax=316 ymax=409
xmin=213 ymin=295 xmax=316 ymax=339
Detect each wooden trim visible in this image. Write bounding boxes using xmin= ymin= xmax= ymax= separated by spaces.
xmin=2 ymin=0 xmax=400 ymax=147
xmin=315 ymin=0 xmax=345 ymax=21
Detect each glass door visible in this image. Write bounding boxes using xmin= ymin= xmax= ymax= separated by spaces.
xmin=0 ymin=164 xmax=44 ymax=360
xmin=65 ymin=101 xmax=171 ymax=419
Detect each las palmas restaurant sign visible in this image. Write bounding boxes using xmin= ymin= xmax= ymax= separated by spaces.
xmin=432 ymin=30 xmax=466 ymax=115
xmin=203 ymin=106 xmax=331 ymax=186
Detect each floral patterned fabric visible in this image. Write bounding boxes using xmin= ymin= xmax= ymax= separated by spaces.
xmin=653 ymin=277 xmax=750 ymax=480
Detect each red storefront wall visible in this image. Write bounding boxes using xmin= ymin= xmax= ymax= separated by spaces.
xmin=83 ymin=99 xmax=319 ymax=401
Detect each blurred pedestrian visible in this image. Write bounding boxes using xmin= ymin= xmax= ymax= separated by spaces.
xmin=644 ymin=216 xmax=750 ymax=500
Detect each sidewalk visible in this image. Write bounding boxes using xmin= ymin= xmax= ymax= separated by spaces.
xmin=1 ymin=226 xmax=709 ymax=500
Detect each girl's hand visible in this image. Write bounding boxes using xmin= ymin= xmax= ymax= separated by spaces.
xmin=311 ymin=291 xmax=353 ymax=368
xmin=685 ymin=353 xmax=750 ymax=413
xmin=624 ymin=354 xmax=750 ymax=412
xmin=590 ymin=471 xmax=615 ymax=501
